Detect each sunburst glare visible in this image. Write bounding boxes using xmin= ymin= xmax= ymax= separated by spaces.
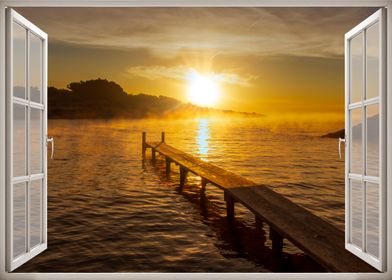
xmin=187 ymin=70 xmax=220 ymax=107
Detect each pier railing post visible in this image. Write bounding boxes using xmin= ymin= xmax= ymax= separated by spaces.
xmin=179 ymin=166 xmax=188 ymax=190
xmin=165 ymin=157 xmax=171 ymax=175
xmin=255 ymin=216 xmax=263 ymax=231
xmin=224 ymin=191 xmax=235 ymax=221
xmin=161 ymin=132 xmax=165 ymax=143
xmin=201 ymin=178 xmax=208 ymax=193
xmin=142 ymin=132 xmax=146 ymax=157
xmin=270 ymin=227 xmax=283 ymax=256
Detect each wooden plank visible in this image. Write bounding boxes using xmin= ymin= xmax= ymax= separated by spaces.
xmin=227 ymin=185 xmax=376 ymax=272
xmin=145 ymin=140 xmax=376 ymax=272
xmin=146 ymin=142 xmax=255 ymax=189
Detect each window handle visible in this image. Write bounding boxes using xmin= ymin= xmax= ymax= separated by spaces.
xmin=46 ymin=137 xmax=54 ymax=159
xmin=338 ymin=137 xmax=346 ymax=160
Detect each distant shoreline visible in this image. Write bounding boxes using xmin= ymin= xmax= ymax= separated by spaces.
xmin=47 ymin=113 xmax=265 ymax=120
xmin=47 ymin=78 xmax=264 ymax=120
xmin=321 ymin=129 xmax=344 ymax=139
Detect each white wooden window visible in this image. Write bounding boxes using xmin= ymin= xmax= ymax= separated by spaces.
xmin=6 ymin=8 xmax=49 ymax=271
xmin=344 ymin=8 xmax=386 ymax=271
xmin=0 ymin=2 xmax=390 ymax=278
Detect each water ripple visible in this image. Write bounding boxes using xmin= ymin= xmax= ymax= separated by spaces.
xmin=16 ymin=118 xmax=342 ymax=272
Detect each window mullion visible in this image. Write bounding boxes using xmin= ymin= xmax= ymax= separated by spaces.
xmin=26 ymin=29 xmax=31 ymax=253
xmin=361 ymin=28 xmax=367 ymax=253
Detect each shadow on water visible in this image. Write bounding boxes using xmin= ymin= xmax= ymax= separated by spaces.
xmin=145 ymin=155 xmax=326 ymax=272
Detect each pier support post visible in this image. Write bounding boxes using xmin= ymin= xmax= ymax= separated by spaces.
xmin=179 ymin=166 xmax=188 ymax=189
xmin=270 ymin=227 xmax=283 ymax=256
xmin=224 ymin=191 xmax=235 ymax=221
xmin=201 ymin=178 xmax=208 ymax=193
xmin=165 ymin=157 xmax=171 ymax=175
xmin=142 ymin=132 xmax=146 ymax=158
xmin=152 ymin=149 xmax=156 ymax=162
xmin=255 ymin=216 xmax=263 ymax=230
xmin=161 ymin=132 xmax=165 ymax=143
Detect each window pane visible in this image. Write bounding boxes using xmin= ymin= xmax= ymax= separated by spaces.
xmin=350 ymin=32 xmax=364 ymax=104
xmin=366 ymin=182 xmax=379 ymax=258
xmin=13 ymin=182 xmax=26 ymax=258
xmin=350 ymin=108 xmax=362 ymax=174
xmin=366 ymin=22 xmax=380 ymax=100
xmin=30 ymin=33 xmax=42 ymax=103
xmin=31 ymin=108 xmax=42 ymax=174
xmin=13 ymin=23 xmax=26 ymax=99
xmin=13 ymin=104 xmax=26 ymax=177
xmin=30 ymin=180 xmax=42 ymax=248
xmin=350 ymin=180 xmax=363 ymax=248
xmin=366 ymin=104 xmax=379 ymax=177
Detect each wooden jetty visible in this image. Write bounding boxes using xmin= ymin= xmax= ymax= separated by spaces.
xmin=142 ymin=132 xmax=376 ymax=272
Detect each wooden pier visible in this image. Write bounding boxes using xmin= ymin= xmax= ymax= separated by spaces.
xmin=142 ymin=132 xmax=376 ymax=272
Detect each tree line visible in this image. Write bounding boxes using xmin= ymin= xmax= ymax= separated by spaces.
xmin=48 ymin=78 xmax=261 ymax=119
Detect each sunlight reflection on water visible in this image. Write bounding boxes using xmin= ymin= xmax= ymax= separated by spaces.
xmin=197 ymin=119 xmax=210 ymax=157
xmin=16 ymin=117 xmax=344 ymax=273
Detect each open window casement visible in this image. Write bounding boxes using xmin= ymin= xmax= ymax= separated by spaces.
xmin=3 ymin=5 xmax=389 ymax=274
xmin=6 ymin=8 xmax=50 ymax=271
xmin=344 ymin=8 xmax=387 ymax=271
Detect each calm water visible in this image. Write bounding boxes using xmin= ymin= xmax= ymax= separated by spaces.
xmin=17 ymin=117 xmax=345 ymax=272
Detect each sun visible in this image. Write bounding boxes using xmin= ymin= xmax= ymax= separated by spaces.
xmin=187 ymin=70 xmax=220 ymax=107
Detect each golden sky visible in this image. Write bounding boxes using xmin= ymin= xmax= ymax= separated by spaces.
xmin=16 ymin=7 xmax=377 ymax=120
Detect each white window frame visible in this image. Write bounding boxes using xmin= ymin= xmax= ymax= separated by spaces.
xmin=0 ymin=1 xmax=391 ymax=280
xmin=344 ymin=9 xmax=387 ymax=271
xmin=6 ymin=8 xmax=48 ymax=272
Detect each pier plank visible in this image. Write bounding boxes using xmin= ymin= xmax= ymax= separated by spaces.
xmin=144 ymin=140 xmax=376 ymax=272
xmin=228 ymin=185 xmax=375 ymax=272
xmin=146 ymin=141 xmax=255 ymax=188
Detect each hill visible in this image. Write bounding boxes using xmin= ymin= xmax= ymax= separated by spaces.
xmin=321 ymin=129 xmax=344 ymax=139
xmin=47 ymin=78 xmax=263 ymax=119
xmin=321 ymin=114 xmax=379 ymax=139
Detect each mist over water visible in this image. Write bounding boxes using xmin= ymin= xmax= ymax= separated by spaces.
xmin=16 ymin=118 xmax=345 ymax=272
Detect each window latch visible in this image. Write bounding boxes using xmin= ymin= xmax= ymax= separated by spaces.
xmin=46 ymin=136 xmax=55 ymax=159
xmin=338 ymin=137 xmax=346 ymax=160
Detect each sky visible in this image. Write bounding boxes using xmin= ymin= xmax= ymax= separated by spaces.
xmin=16 ymin=7 xmax=377 ymax=121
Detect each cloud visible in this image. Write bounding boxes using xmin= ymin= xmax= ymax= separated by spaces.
xmin=16 ymin=7 xmax=377 ymax=59
xmin=211 ymin=72 xmax=258 ymax=87
xmin=126 ymin=65 xmax=257 ymax=87
xmin=127 ymin=65 xmax=187 ymax=81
